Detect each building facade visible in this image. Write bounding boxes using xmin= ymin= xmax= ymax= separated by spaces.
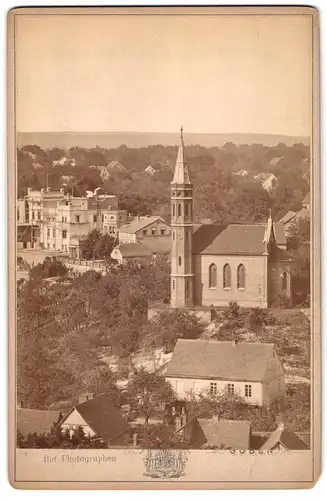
xmin=168 ymin=129 xmax=292 ymax=310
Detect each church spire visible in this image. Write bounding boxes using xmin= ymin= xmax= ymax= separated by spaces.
xmin=171 ymin=126 xmax=191 ymax=185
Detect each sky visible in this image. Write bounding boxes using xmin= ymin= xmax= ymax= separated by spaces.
xmin=15 ymin=13 xmax=312 ymax=135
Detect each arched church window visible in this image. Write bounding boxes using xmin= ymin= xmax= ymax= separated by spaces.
xmin=282 ymin=272 xmax=287 ymax=291
xmin=172 ymin=230 xmax=175 ymax=241
xmin=172 ymin=203 xmax=175 ymax=217
xmin=209 ymin=263 xmax=217 ymax=289
xmin=237 ymin=264 xmax=246 ymax=289
xmin=178 ymin=203 xmax=182 ymax=217
xmin=223 ymin=263 xmax=231 ymax=289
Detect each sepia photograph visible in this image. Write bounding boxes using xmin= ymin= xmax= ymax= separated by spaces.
xmin=8 ymin=6 xmax=320 ymax=489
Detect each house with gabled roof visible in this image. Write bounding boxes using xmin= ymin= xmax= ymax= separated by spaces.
xmin=165 ymin=339 xmax=285 ymax=406
xmin=118 ymin=215 xmax=171 ymax=255
xmin=260 ymin=422 xmax=309 ymax=451
xmin=111 ymin=242 xmax=154 ymax=265
xmin=59 ymin=394 xmax=131 ymax=445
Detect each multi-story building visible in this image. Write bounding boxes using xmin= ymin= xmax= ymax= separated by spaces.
xmin=17 ymin=188 xmax=128 ymax=256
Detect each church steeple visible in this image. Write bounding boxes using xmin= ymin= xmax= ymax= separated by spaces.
xmin=171 ymin=127 xmax=191 ymax=185
xmin=170 ymin=127 xmax=194 ymax=308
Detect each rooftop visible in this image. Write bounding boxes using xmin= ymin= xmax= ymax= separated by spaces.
xmin=165 ymin=339 xmax=277 ymax=382
xmin=17 ymin=408 xmax=61 ymax=437
xmin=113 ymin=242 xmax=154 ymax=258
xmin=260 ymin=424 xmax=309 ymax=451
xmin=119 ymin=216 xmax=166 ymax=234
xmin=195 ymin=418 xmax=251 ymax=450
xmin=62 ymin=394 xmax=130 ymax=442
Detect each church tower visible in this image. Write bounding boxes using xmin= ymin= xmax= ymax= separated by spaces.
xmin=170 ymin=127 xmax=194 ymax=308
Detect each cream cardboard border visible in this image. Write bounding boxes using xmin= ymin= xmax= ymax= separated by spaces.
xmin=7 ymin=5 xmax=321 ymax=490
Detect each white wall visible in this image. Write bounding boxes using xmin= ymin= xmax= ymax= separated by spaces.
xmin=166 ymin=377 xmax=263 ymax=405
xmin=60 ymin=408 xmax=95 ymax=437
xmin=193 ymin=254 xmax=268 ymax=308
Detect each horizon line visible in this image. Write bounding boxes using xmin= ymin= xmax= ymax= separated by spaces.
xmin=17 ymin=130 xmax=310 ymax=138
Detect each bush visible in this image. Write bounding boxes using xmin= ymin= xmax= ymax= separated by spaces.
xmin=247 ymin=307 xmax=275 ymax=332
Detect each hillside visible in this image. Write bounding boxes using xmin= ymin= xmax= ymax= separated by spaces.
xmin=17 ymin=131 xmax=310 ymax=150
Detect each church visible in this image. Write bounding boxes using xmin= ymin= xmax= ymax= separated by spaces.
xmin=151 ymin=128 xmax=292 ymax=319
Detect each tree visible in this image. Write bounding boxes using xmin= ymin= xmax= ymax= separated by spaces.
xmin=141 ymin=310 xmax=203 ymax=353
xmin=79 ymin=229 xmax=102 ymax=260
xmin=127 ymin=368 xmax=175 ymax=427
xmin=94 ymin=233 xmax=117 ymax=261
xmin=287 ymin=217 xmax=310 ymax=305
xmin=29 ymin=257 xmax=68 ymax=280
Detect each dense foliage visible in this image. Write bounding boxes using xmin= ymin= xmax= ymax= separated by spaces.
xmin=18 ymin=142 xmax=309 ymax=223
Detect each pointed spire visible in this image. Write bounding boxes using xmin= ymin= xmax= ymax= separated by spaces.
xmin=171 ymin=126 xmax=191 ymax=185
xmin=263 ymin=208 xmax=275 ymax=244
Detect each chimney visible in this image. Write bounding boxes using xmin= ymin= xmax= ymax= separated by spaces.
xmin=78 ymin=393 xmax=95 ymax=404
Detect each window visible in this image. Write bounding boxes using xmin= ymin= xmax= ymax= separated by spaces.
xmin=32 ymin=211 xmax=35 ymax=220
xmin=173 ymin=280 xmax=175 ymax=290
xmin=227 ymin=383 xmax=235 ymax=396
xmin=160 ymin=227 xmax=166 ymax=235
xmin=178 ymin=256 xmax=182 ymax=266
xmin=102 ymin=214 xmax=104 ymax=222
xmin=62 ymin=230 xmax=67 ymax=239
xmin=172 ymin=203 xmax=175 ymax=217
xmin=47 ymin=229 xmax=50 ymax=238
xmin=172 ymin=230 xmax=175 ymax=241
xmin=209 ymin=263 xmax=217 ymax=288
xmin=151 ymin=227 xmax=157 ymax=236
xmin=75 ymin=215 xmax=80 ymax=223
xmin=177 ymin=203 xmax=181 ymax=217
xmin=237 ymin=264 xmax=246 ymax=289
xmin=245 ymin=384 xmax=252 ymax=398
xmin=210 ymin=382 xmax=218 ymax=395
xmin=93 ymin=215 xmax=97 ymax=223
xmin=53 ymin=229 xmax=55 ymax=238
xmin=186 ymin=279 xmax=190 ymax=298
xmin=223 ymin=263 xmax=231 ymax=289
xmin=282 ymin=272 xmax=287 ymax=291
xmin=185 ymin=203 xmax=189 ymax=218
xmin=143 ymin=229 xmax=147 ymax=236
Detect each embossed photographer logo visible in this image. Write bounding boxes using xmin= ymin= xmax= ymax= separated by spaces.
xmin=143 ymin=449 xmax=188 ymax=479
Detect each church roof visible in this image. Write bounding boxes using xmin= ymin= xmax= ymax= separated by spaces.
xmin=193 ymin=224 xmax=267 ymax=255
xmin=171 ymin=127 xmax=191 ymax=185
xmin=165 ymin=339 xmax=277 ymax=382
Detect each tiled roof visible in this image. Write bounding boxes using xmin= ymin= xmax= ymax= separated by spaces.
xmin=142 ymin=238 xmax=171 ymax=254
xmin=193 ymin=224 xmax=267 ymax=255
xmin=17 ymin=408 xmax=61 ymax=436
xmin=196 ymin=418 xmax=251 ymax=450
xmin=260 ymin=424 xmax=309 ymax=451
xmin=114 ymin=242 xmax=154 ymax=258
xmin=64 ymin=394 xmax=130 ymax=442
xmin=119 ymin=216 xmax=166 ymax=234
xmin=165 ymin=339 xmax=276 ymax=382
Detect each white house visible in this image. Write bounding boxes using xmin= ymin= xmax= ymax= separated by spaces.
xmin=118 ymin=216 xmax=170 ymax=244
xmin=59 ymin=393 xmax=130 ymax=445
xmin=165 ymin=339 xmax=285 ymax=406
